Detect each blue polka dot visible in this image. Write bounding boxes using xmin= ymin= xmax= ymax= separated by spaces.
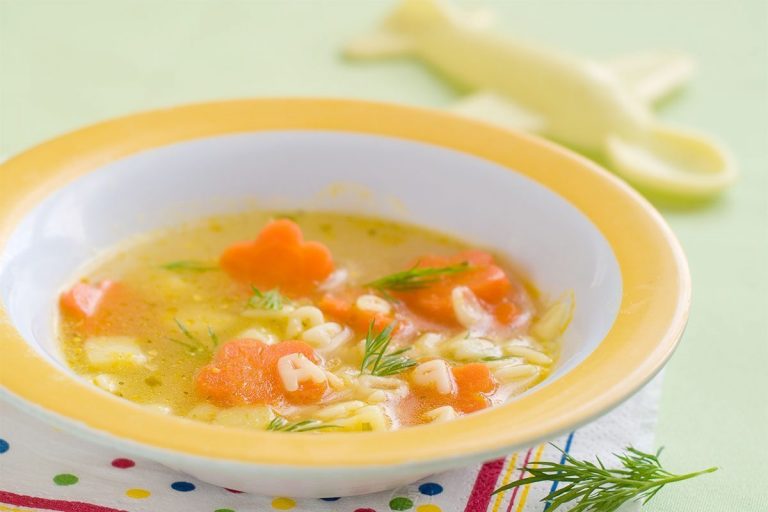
xmin=0 ymin=439 xmax=8 ymax=454
xmin=418 ymin=482 xmax=443 ymax=496
xmin=171 ymin=481 xmax=196 ymax=492
xmin=321 ymin=497 xmax=341 ymax=501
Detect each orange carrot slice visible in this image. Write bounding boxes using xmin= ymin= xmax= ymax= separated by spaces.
xmin=60 ymin=280 xmax=152 ymax=337
xmin=395 ymin=250 xmax=512 ymax=325
xmin=266 ymin=340 xmax=327 ymax=404
xmin=60 ymin=281 xmax=120 ymax=320
xmin=493 ymin=300 xmax=520 ymax=324
xmin=196 ymin=339 xmax=275 ymax=406
xmin=195 ymin=339 xmax=328 ymax=407
xmin=220 ymin=219 xmax=334 ymax=295
xmin=408 ymin=360 xmax=497 ymax=415
xmin=452 ymin=363 xmax=497 ymax=413
xmin=317 ymin=293 xmax=394 ymax=335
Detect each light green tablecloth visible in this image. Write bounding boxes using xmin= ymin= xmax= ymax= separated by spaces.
xmin=1 ymin=1 xmax=766 ymax=509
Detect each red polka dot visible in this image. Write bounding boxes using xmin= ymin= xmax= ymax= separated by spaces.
xmin=225 ymin=488 xmax=244 ymax=494
xmin=111 ymin=458 xmax=135 ymax=469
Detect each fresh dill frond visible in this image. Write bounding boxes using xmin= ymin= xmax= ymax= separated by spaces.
xmin=248 ymin=286 xmax=285 ymax=310
xmin=365 ymin=261 xmax=471 ymax=292
xmin=266 ymin=415 xmax=338 ymax=433
xmin=481 ymin=354 xmax=515 ymax=361
xmin=168 ymin=318 xmax=219 ymax=355
xmin=160 ymin=260 xmax=218 ymax=272
xmin=167 ymin=337 xmax=201 ymax=354
xmin=493 ymin=446 xmax=717 ymax=512
xmin=360 ymin=321 xmax=417 ymax=377
xmin=207 ymin=326 xmax=219 ymax=347
xmin=174 ymin=318 xmax=197 ymax=342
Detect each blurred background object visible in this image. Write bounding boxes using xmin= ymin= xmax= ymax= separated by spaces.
xmin=344 ymin=0 xmax=735 ymax=198
xmin=1 ymin=1 xmax=766 ymax=510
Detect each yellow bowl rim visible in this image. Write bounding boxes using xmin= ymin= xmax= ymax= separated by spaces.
xmin=0 ymin=98 xmax=690 ymax=468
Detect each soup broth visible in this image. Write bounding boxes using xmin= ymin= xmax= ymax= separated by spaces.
xmin=59 ymin=211 xmax=566 ymax=432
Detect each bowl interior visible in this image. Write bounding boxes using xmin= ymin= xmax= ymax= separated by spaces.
xmin=0 ymin=130 xmax=621 ymax=390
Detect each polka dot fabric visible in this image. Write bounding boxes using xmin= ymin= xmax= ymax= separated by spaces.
xmin=0 ymin=379 xmax=661 ymax=512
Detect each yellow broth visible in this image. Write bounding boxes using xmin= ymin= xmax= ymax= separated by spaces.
xmin=59 ymin=211 xmax=564 ymax=432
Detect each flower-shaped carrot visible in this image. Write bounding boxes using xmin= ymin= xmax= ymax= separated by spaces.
xmin=220 ymin=219 xmax=334 ymax=295
xmin=370 ymin=250 xmax=513 ymax=326
xmin=60 ymin=281 xmax=120 ymax=319
xmin=60 ymin=280 xmax=131 ymax=334
xmin=318 ymin=292 xmax=395 ymax=334
xmin=408 ymin=361 xmax=497 ymax=415
xmin=196 ymin=339 xmax=329 ymax=407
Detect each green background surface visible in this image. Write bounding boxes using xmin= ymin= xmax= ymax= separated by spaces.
xmin=1 ymin=1 xmax=766 ymax=509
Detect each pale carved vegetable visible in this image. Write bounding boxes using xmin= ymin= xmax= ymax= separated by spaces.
xmin=84 ymin=336 xmax=147 ymax=367
xmin=424 ymin=405 xmax=459 ymax=423
xmin=213 ymin=405 xmax=275 ymax=429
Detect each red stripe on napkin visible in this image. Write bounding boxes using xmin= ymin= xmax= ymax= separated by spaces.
xmin=464 ymin=457 xmax=506 ymax=512
xmin=0 ymin=491 xmax=128 ymax=512
xmin=506 ymin=448 xmax=534 ymax=512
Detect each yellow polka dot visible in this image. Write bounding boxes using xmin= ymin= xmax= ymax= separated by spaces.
xmin=417 ymin=505 xmax=442 ymax=512
xmin=125 ymin=488 xmax=151 ymax=499
xmin=271 ymin=497 xmax=296 ymax=510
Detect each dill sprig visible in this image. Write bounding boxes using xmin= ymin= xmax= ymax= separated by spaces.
xmin=481 ymin=355 xmax=515 ymax=361
xmin=365 ymin=261 xmax=471 ymax=292
xmin=360 ymin=322 xmax=417 ymax=377
xmin=168 ymin=318 xmax=219 ymax=355
xmin=493 ymin=446 xmax=717 ymax=512
xmin=266 ymin=415 xmax=338 ymax=433
xmin=160 ymin=260 xmax=218 ymax=272
xmin=207 ymin=325 xmax=219 ymax=347
xmin=248 ymin=286 xmax=285 ymax=310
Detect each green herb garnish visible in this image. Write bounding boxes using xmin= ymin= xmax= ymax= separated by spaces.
xmin=167 ymin=338 xmax=201 ymax=354
xmin=168 ymin=319 xmax=219 ymax=355
xmin=365 ymin=261 xmax=471 ymax=293
xmin=266 ymin=416 xmax=338 ymax=433
xmin=493 ymin=446 xmax=717 ymax=512
xmin=160 ymin=260 xmax=218 ymax=272
xmin=207 ymin=325 xmax=220 ymax=347
xmin=248 ymin=286 xmax=285 ymax=310
xmin=481 ymin=355 xmax=515 ymax=361
xmin=360 ymin=321 xmax=417 ymax=377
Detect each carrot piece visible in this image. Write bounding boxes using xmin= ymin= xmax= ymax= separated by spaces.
xmin=395 ymin=250 xmax=512 ymax=326
xmin=195 ymin=339 xmax=328 ymax=407
xmin=60 ymin=281 xmax=120 ymax=320
xmin=318 ymin=293 xmax=396 ymax=334
xmin=316 ymin=294 xmax=351 ymax=320
xmin=196 ymin=339 xmax=275 ymax=406
xmin=60 ymin=280 xmax=150 ymax=337
xmin=407 ymin=360 xmax=497 ymax=416
xmin=267 ymin=339 xmax=317 ymax=360
xmin=219 ymin=219 xmax=334 ymax=295
xmin=452 ymin=363 xmax=497 ymax=413
xmin=494 ymin=300 xmax=520 ymax=324
xmin=270 ymin=341 xmax=328 ymax=404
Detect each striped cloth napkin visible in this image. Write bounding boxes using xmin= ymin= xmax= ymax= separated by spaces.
xmin=0 ymin=376 xmax=661 ymax=512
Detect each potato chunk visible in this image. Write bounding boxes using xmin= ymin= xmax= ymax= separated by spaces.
xmin=84 ymin=336 xmax=147 ymax=367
